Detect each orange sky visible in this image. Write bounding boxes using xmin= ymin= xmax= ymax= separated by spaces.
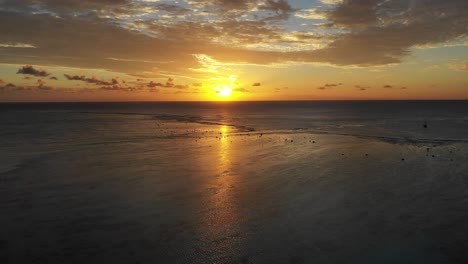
xmin=0 ymin=0 xmax=467 ymax=101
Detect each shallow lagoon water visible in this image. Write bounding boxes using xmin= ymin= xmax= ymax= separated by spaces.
xmin=1 ymin=101 xmax=468 ymax=263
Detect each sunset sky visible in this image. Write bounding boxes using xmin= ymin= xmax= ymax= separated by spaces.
xmin=0 ymin=0 xmax=467 ymax=101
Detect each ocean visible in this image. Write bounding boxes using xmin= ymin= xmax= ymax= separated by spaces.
xmin=1 ymin=101 xmax=467 ymax=263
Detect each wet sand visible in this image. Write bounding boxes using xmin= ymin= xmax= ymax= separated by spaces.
xmin=1 ymin=121 xmax=468 ymax=263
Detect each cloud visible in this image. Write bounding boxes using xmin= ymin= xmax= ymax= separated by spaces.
xmin=3 ymin=0 xmax=130 ymax=11
xmin=0 ymin=43 xmax=36 ymax=48
xmin=259 ymin=0 xmax=295 ymax=20
xmin=312 ymin=0 xmax=468 ymax=65
xmin=166 ymin=78 xmax=174 ymax=88
xmin=49 ymin=76 xmax=58 ymax=80
xmin=37 ymin=79 xmax=54 ymax=90
xmin=64 ymin=74 xmax=113 ymax=86
xmin=0 ymin=83 xmax=19 ymax=91
xmin=147 ymin=78 xmax=187 ymax=89
xmin=320 ymin=0 xmax=342 ymax=5
xmin=234 ymin=87 xmax=250 ymax=93
xmin=449 ymin=61 xmax=468 ymax=71
xmin=174 ymin=84 xmax=189 ymax=89
xmin=383 ymin=84 xmax=408 ymax=89
xmin=252 ymin=82 xmax=261 ymax=87
xmin=0 ymin=0 xmax=466 ymax=83
xmin=317 ymin=82 xmax=343 ymax=90
xmin=63 ymin=74 xmax=86 ymax=81
xmin=17 ymin=65 xmax=50 ymax=77
xmin=0 ymin=79 xmax=4 ymax=84
xmin=295 ymin=8 xmax=327 ymax=20
xmin=148 ymin=81 xmax=164 ymax=88
xmin=355 ymin=85 xmax=370 ymax=91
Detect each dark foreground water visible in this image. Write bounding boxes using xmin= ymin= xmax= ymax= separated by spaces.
xmin=1 ymin=101 xmax=468 ymax=263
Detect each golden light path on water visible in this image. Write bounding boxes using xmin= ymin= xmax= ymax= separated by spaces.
xmin=198 ymin=124 xmax=243 ymax=258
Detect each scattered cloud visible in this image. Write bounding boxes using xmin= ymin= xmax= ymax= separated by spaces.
xmin=449 ymin=61 xmax=468 ymax=71
xmin=295 ymin=8 xmax=326 ymax=20
xmin=317 ymin=83 xmax=343 ymax=90
xmin=147 ymin=78 xmax=188 ymax=89
xmin=0 ymin=82 xmax=20 ymax=91
xmin=37 ymin=79 xmax=54 ymax=90
xmin=355 ymin=85 xmax=370 ymax=91
xmin=383 ymin=84 xmax=408 ymax=89
xmin=234 ymin=88 xmax=250 ymax=93
xmin=252 ymin=82 xmax=261 ymax=87
xmin=0 ymin=0 xmax=466 ymax=100
xmin=17 ymin=65 xmax=50 ymax=77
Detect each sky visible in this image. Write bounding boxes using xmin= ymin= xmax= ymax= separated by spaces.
xmin=0 ymin=0 xmax=467 ymax=102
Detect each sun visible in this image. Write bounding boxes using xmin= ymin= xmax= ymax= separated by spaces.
xmin=214 ymin=84 xmax=232 ymax=98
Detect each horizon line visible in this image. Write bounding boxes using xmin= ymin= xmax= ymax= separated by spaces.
xmin=1 ymin=99 xmax=468 ymax=104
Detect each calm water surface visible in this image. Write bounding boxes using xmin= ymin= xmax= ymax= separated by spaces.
xmin=1 ymin=101 xmax=467 ymax=263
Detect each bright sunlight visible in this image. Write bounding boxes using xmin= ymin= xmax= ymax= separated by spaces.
xmin=214 ymin=84 xmax=233 ymax=98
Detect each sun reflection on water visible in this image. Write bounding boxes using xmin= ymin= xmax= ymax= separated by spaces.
xmin=198 ymin=124 xmax=243 ymax=257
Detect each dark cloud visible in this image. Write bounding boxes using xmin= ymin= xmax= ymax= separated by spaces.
xmin=317 ymin=83 xmax=343 ymax=90
xmin=325 ymin=0 xmax=378 ymax=28
xmin=99 ymin=85 xmax=140 ymax=92
xmin=275 ymin=87 xmax=288 ymax=91
xmin=383 ymin=85 xmax=393 ymax=88
xmin=17 ymin=65 xmax=50 ymax=77
xmin=259 ymin=0 xmax=295 ymax=20
xmin=147 ymin=78 xmax=187 ymax=89
xmin=49 ymin=76 xmax=58 ymax=80
xmin=252 ymin=82 xmax=261 ymax=87
xmin=148 ymin=81 xmax=164 ymax=88
xmin=64 ymin=74 xmax=86 ymax=81
xmin=174 ymin=84 xmax=189 ymax=89
xmin=0 ymin=83 xmax=18 ymax=91
xmin=166 ymin=78 xmax=174 ymax=88
xmin=313 ymin=0 xmax=468 ymax=65
xmin=3 ymin=0 xmax=130 ymax=11
xmin=64 ymin=74 xmax=113 ymax=86
xmin=37 ymin=79 xmax=54 ymax=90
xmin=234 ymin=87 xmax=250 ymax=93
xmin=355 ymin=85 xmax=370 ymax=91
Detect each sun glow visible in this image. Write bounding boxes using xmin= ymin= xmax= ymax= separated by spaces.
xmin=214 ymin=84 xmax=232 ymax=98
